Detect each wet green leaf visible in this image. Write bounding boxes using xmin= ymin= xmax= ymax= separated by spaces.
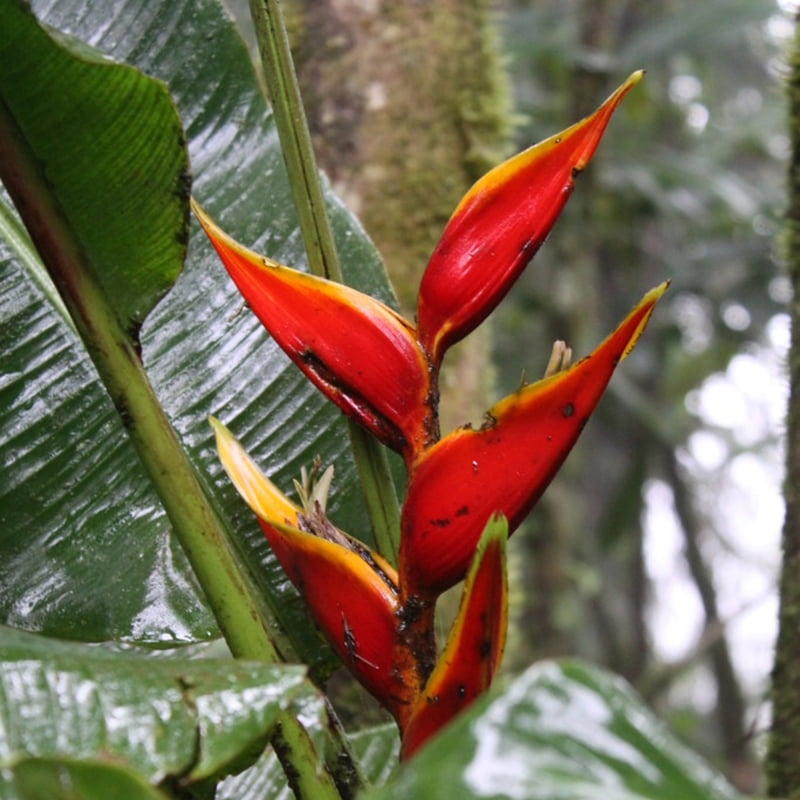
xmin=0 ymin=0 xmax=190 ymax=334
xmin=0 ymin=626 xmax=310 ymax=785
xmin=2 ymin=757 xmax=171 ymax=800
xmin=0 ymin=0 xmax=396 ymax=658
xmin=366 ymin=660 xmax=743 ymax=800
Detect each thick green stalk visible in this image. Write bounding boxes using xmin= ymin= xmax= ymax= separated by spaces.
xmin=348 ymin=423 xmax=403 ymax=559
xmin=0 ymin=100 xmax=281 ymax=665
xmin=248 ymin=0 xmax=402 ymax=565
xmin=247 ymin=0 xmax=338 ymax=283
xmin=0 ymin=99 xmax=346 ymax=800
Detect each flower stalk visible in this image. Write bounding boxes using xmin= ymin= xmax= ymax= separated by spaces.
xmin=199 ymin=63 xmax=665 ymax=761
xmin=247 ymin=0 xmax=402 ymax=565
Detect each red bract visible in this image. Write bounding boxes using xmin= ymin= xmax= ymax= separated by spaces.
xmin=400 ymin=282 xmax=668 ymax=596
xmin=211 ymin=419 xmax=407 ymax=713
xmin=401 ymin=515 xmax=508 ymax=760
xmin=204 ymin=72 xmax=664 ymax=759
xmin=195 ymin=202 xmax=434 ymax=458
xmin=417 ymin=71 xmax=644 ymax=367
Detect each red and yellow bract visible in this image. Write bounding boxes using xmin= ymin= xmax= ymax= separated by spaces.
xmin=198 ymin=72 xmax=664 ymax=759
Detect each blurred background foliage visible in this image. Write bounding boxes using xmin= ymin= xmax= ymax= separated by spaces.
xmin=493 ymin=0 xmax=790 ymax=792
xmin=226 ymin=0 xmax=790 ymax=791
xmin=1 ymin=0 xmax=791 ymax=794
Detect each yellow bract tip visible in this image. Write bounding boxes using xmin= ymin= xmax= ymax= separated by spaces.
xmin=209 ymin=416 xmax=300 ymax=525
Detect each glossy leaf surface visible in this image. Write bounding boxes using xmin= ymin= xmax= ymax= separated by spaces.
xmin=366 ymin=660 xmax=744 ymax=800
xmin=4 ymin=758 xmax=171 ymax=800
xmin=0 ymin=0 xmax=396 ymax=650
xmin=401 ymin=283 xmax=667 ymax=594
xmin=0 ymin=0 xmax=189 ymax=334
xmin=417 ymin=71 xmax=643 ymax=365
xmin=0 ymin=626 xmax=309 ymax=785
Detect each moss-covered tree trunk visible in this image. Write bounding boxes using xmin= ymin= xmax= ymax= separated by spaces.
xmin=288 ymin=0 xmax=512 ymax=432
xmin=767 ymin=12 xmax=800 ymax=799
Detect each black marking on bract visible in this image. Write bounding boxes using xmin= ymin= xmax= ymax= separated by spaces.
xmin=343 ymin=614 xmax=358 ymax=658
xmin=351 ymin=539 xmax=399 ymax=595
xmin=341 ymin=612 xmax=379 ymax=669
xmin=300 ymin=506 xmax=399 ymax=595
xmin=424 ymin=378 xmax=441 ymax=446
xmin=562 ymin=402 xmax=575 ymax=418
xmin=455 ymin=506 xmax=469 ymax=518
xmin=480 ymin=639 xmax=492 ymax=659
xmin=299 ymin=349 xmax=406 ymax=450
xmin=480 ymin=410 xmax=498 ymax=431
xmin=398 ymin=595 xmax=426 ymax=630
xmin=431 ymin=517 xmax=450 ymax=528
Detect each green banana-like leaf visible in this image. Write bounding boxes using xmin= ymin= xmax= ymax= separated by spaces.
xmin=0 ymin=0 xmax=190 ymax=335
xmin=0 ymin=626 xmax=310 ymax=788
xmin=4 ymin=757 xmax=171 ymax=800
xmin=0 ymin=0 xmax=395 ymax=657
xmin=365 ymin=660 xmax=744 ymax=800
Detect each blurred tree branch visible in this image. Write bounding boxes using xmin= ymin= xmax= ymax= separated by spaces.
xmin=767 ymin=11 xmax=800 ymax=798
xmin=661 ymin=446 xmax=756 ymax=788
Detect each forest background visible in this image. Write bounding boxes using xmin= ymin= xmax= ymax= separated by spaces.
xmin=0 ymin=0 xmax=794 ymax=797
xmin=241 ymin=0 xmax=789 ymax=791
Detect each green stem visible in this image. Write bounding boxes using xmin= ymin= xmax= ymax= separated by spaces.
xmin=0 ymin=100 xmax=281 ymax=666
xmin=0 ymin=196 xmax=75 ymax=334
xmin=247 ymin=0 xmax=338 ymax=282
xmin=247 ymin=0 xmax=401 ymax=564
xmin=348 ymin=424 xmax=402 ymax=561
xmin=0 ymin=98 xmax=346 ymax=800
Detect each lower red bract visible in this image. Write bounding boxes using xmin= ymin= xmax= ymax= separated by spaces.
xmin=400 ymin=284 xmax=667 ymax=596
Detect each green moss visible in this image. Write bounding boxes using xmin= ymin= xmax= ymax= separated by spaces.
xmin=333 ymin=0 xmax=514 ymax=309
xmin=766 ymin=14 xmax=800 ymax=799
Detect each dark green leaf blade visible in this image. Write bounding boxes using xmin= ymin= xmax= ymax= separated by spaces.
xmin=0 ymin=626 xmax=309 ymax=784
xmin=366 ymin=661 xmax=743 ymax=800
xmin=0 ymin=0 xmax=190 ymax=334
xmin=0 ymin=251 xmax=214 ymax=642
xmin=3 ymin=756 xmax=171 ymax=800
xmin=0 ymin=0 xmax=397 ymax=652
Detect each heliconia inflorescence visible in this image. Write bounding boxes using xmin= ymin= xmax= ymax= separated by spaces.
xmin=194 ymin=204 xmax=436 ymax=459
xmin=399 ymin=282 xmax=667 ymax=597
xmin=417 ymin=70 xmax=645 ymax=367
xmin=196 ymin=72 xmax=666 ymax=757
